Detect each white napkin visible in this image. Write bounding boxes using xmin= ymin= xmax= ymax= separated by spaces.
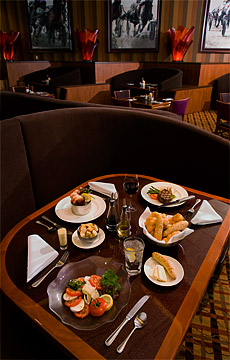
xmin=27 ymin=234 xmax=59 ymax=282
xmin=88 ymin=181 xmax=117 ymax=197
xmin=139 ymin=207 xmax=194 ymax=244
xmin=191 ymin=200 xmax=223 ymax=225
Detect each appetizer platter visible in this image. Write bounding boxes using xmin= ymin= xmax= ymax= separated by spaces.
xmin=72 ymin=228 xmax=105 ymax=249
xmin=139 ymin=209 xmax=194 ymax=247
xmin=47 ymin=256 xmax=131 ymax=330
xmin=55 ymin=194 xmax=106 ymax=223
xmin=144 ymin=252 xmax=184 ymax=287
xmin=141 ymin=182 xmax=188 ymax=207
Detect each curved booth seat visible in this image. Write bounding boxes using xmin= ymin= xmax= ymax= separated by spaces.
xmin=0 ymin=91 xmax=181 ymax=121
xmin=211 ymin=73 xmax=230 ymax=109
xmin=111 ymin=68 xmax=183 ymax=94
xmin=22 ymin=66 xmax=82 ymax=96
xmin=1 ymin=106 xmax=229 ymax=240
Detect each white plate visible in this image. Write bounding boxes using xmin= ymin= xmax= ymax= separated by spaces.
xmin=141 ymin=182 xmax=188 ymax=207
xmin=72 ymin=228 xmax=105 ymax=249
xmin=144 ymin=256 xmax=184 ymax=287
xmin=55 ymin=195 xmax=106 ymax=223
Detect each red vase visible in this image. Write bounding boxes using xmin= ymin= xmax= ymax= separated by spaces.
xmin=0 ymin=31 xmax=20 ymax=61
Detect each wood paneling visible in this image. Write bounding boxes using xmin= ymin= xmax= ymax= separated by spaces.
xmin=1 ymin=0 xmax=230 ymax=64
xmin=59 ymin=83 xmax=111 ymax=104
xmin=6 ymin=61 xmax=51 ymax=88
xmin=174 ymin=86 xmax=213 ymax=113
xmin=199 ymin=64 xmax=230 ymax=86
xmin=95 ymin=62 xmax=140 ymax=84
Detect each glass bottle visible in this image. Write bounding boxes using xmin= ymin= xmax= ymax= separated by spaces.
xmin=106 ymin=195 xmax=119 ymax=231
xmin=117 ymin=199 xmax=131 ymax=239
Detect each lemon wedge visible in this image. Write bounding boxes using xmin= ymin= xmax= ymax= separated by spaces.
xmin=81 ymin=193 xmax=91 ymax=202
xmin=126 ymin=248 xmax=136 ymax=262
xmin=100 ymin=294 xmax=113 ymax=311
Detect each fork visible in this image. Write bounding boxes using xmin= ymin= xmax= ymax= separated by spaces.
xmin=31 ymin=250 xmax=70 ymax=287
xmin=187 ymin=199 xmax=201 ymax=213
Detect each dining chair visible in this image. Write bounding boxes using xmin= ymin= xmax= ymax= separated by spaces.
xmin=170 ymin=98 xmax=189 ymax=120
xmin=214 ymin=100 xmax=230 ymax=136
xmin=111 ymin=97 xmax=131 ymax=107
xmin=114 ymin=89 xmax=131 ymax=99
xmin=220 ymin=92 xmax=230 ymax=103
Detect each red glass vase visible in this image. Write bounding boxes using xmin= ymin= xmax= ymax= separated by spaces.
xmin=74 ymin=29 xmax=99 ymax=62
xmin=168 ymin=26 xmax=195 ymax=62
xmin=0 ymin=30 xmax=20 ymax=61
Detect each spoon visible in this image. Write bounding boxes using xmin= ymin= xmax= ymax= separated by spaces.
xmin=36 ymin=220 xmax=56 ymax=232
xmin=116 ymin=312 xmax=147 ymax=353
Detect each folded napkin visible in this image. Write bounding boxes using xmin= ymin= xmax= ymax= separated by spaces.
xmin=88 ymin=181 xmax=117 ymax=197
xmin=27 ymin=234 xmax=59 ymax=282
xmin=139 ymin=207 xmax=194 ymax=244
xmin=191 ymin=200 xmax=223 ymax=225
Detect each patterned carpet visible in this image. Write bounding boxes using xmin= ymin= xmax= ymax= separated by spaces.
xmin=184 ymin=110 xmax=229 ymax=140
xmin=177 ymin=250 xmax=230 ymax=360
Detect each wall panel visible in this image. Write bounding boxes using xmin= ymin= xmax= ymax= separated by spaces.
xmin=0 ymin=0 xmax=229 ymax=64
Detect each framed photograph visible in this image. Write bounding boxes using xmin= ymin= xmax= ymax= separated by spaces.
xmin=108 ymin=0 xmax=161 ymax=52
xmin=26 ymin=0 xmax=73 ymax=51
xmin=200 ymin=0 xmax=230 ymax=53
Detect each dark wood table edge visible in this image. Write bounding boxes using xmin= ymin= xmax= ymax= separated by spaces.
xmin=1 ymin=174 xmax=229 ymax=360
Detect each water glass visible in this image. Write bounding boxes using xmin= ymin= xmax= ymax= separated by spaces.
xmin=123 ymin=237 xmax=145 ymax=276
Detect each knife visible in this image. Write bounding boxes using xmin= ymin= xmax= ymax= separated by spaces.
xmin=41 ymin=216 xmax=72 ymax=235
xmin=159 ymin=195 xmax=195 ymax=207
xmin=105 ymin=295 xmax=150 ymax=346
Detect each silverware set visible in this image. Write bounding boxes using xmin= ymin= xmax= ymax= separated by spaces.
xmin=31 ymin=250 xmax=69 ymax=287
xmin=36 ymin=215 xmax=72 ymax=235
xmin=105 ymin=295 xmax=150 ymax=353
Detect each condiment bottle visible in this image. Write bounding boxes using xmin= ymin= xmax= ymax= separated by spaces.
xmin=117 ymin=199 xmax=131 ymax=238
xmin=141 ymin=77 xmax=145 ymax=89
xmin=148 ymin=92 xmax=152 ymax=103
xmin=106 ymin=194 xmax=119 ymax=231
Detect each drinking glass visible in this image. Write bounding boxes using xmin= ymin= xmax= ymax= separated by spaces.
xmin=123 ymin=237 xmax=145 ymax=276
xmin=123 ymin=174 xmax=139 ymax=212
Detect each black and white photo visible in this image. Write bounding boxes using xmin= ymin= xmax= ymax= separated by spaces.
xmin=201 ymin=0 xmax=230 ymax=53
xmin=26 ymin=0 xmax=73 ymax=51
xmin=108 ymin=0 xmax=161 ymax=51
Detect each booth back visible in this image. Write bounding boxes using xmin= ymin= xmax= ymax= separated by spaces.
xmin=1 ymin=107 xmax=229 ymax=239
xmin=111 ymin=68 xmax=183 ymax=93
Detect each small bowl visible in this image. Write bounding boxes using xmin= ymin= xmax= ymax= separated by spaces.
xmin=77 ymin=223 xmax=99 ymax=242
xmin=71 ymin=200 xmax=91 ymax=216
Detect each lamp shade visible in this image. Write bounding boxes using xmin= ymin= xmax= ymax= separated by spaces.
xmin=168 ymin=25 xmax=195 ymax=62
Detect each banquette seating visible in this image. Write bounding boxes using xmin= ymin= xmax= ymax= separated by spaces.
xmin=211 ymin=73 xmax=230 ymax=109
xmin=0 ymin=91 xmax=182 ymax=120
xmin=22 ymin=66 xmax=82 ymax=97
xmin=110 ymin=67 xmax=183 ymax=95
xmin=1 ymin=103 xmax=229 ymax=240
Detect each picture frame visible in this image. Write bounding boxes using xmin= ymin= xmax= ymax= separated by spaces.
xmin=200 ymin=0 xmax=230 ymax=53
xmin=25 ymin=0 xmax=73 ymax=51
xmin=108 ymin=0 xmax=161 ymax=52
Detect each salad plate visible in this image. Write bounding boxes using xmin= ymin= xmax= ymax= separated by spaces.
xmin=141 ymin=182 xmax=188 ymax=207
xmin=144 ymin=256 xmax=184 ymax=287
xmin=72 ymin=228 xmax=105 ymax=249
xmin=55 ymin=195 xmax=106 ymax=223
xmin=47 ymin=256 xmax=131 ymax=330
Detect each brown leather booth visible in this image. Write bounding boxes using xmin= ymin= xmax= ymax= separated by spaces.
xmin=1 ymin=107 xmax=229 ymax=240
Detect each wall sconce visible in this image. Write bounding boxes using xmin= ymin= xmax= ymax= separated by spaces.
xmin=168 ymin=25 xmax=195 ymax=62
xmin=0 ymin=30 xmax=20 ymax=61
xmin=74 ymin=29 xmax=99 ymax=62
